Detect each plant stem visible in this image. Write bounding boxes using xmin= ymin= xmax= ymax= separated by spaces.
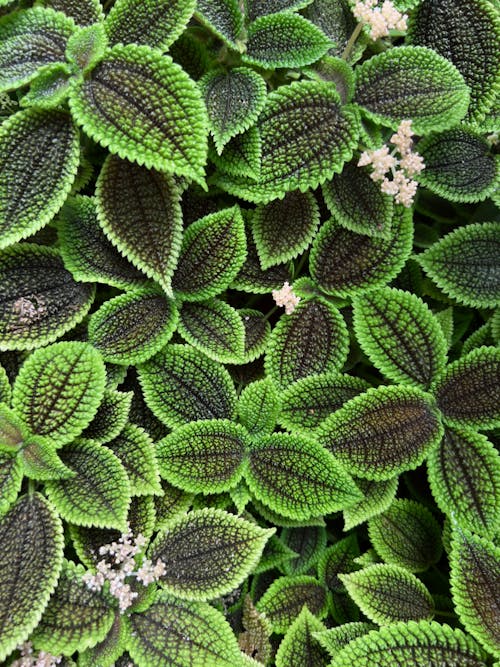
xmin=434 ymin=609 xmax=457 ymax=619
xmin=342 ymin=21 xmax=364 ymax=61
xmin=262 ymin=304 xmax=279 ymax=322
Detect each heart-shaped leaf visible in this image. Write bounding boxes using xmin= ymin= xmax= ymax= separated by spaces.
xmin=275 ymin=606 xmax=328 ymax=667
xmin=106 ymin=424 xmax=162 ymax=496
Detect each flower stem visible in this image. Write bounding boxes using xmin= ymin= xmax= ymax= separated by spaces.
xmin=342 ymin=21 xmax=364 ymax=61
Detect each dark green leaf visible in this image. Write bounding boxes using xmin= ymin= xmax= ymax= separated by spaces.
xmin=281 ymin=526 xmax=327 ymax=576
xmin=232 ymin=228 xmax=291 ymax=294
xmin=275 ymin=606 xmax=328 ymax=667
xmin=149 ymin=508 xmax=273 ymax=600
xmin=343 ymin=478 xmax=399 ymax=531
xmin=78 ymin=614 xmax=126 ymax=667
xmin=20 ymin=435 xmax=75 ymax=481
xmin=0 ymin=451 xmax=22 ymax=514
xmin=210 ymin=126 xmax=262 ymax=181
xmin=154 ymin=479 xmax=193 ymax=531
xmin=66 ymin=23 xmax=108 ymax=73
xmin=238 ymin=378 xmax=280 ymax=437
xmin=80 ymin=389 xmax=132 ymax=445
xmin=316 ymin=534 xmax=360 ymax=592
xmin=106 ymin=424 xmax=162 ymax=496
xmin=0 ymin=403 xmax=28 ymax=451
xmin=38 ymin=0 xmax=104 ymax=26
xmin=304 ymin=0 xmax=357 ymax=58
xmin=240 ymin=308 xmax=271 ymax=362
xmin=254 ymin=533 xmax=298 ymax=574
xmin=246 ymin=0 xmax=314 ymax=21
xmin=0 ymin=493 xmax=64 ymax=662
xmin=238 ymin=594 xmax=273 ymax=665
xmin=195 ymin=0 xmax=244 ymax=49
xmin=169 ymin=30 xmax=212 ymax=81
xmin=20 ymin=62 xmax=73 ymax=110
xmin=305 ymin=55 xmax=355 ymax=104
xmin=0 ymin=363 xmax=10 ymax=405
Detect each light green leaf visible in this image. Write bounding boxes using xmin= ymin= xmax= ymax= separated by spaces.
xmin=66 ymin=23 xmax=107 ymax=73
xmin=210 ymin=126 xmax=262 ymax=181
xmin=354 ymin=46 xmax=470 ymax=133
xmin=0 ymin=403 xmax=28 ymax=451
xmin=138 ymin=344 xmax=236 ymax=429
xmin=106 ymin=424 xmax=162 ymax=496
xmin=80 ymin=389 xmax=132 ymax=445
xmin=77 ymin=614 xmax=126 ymax=667
xmin=149 ymin=508 xmax=273 ymax=600
xmin=316 ymin=535 xmax=360 ymax=592
xmin=0 ymin=364 xmax=10 ymax=405
xmin=275 ymin=606 xmax=328 ymax=667
xmin=0 ymin=493 xmax=64 ymax=662
xmin=0 ymin=451 xmax=22 ymax=514
xmin=246 ymin=0 xmax=313 ymax=20
xmin=195 ymin=0 xmax=244 ymax=49
xmin=20 ymin=63 xmax=73 ymax=110
xmin=312 ymin=623 xmax=376 ymax=658
xmin=0 ymin=108 xmax=80 ymax=249
xmin=69 ymin=44 xmax=208 ymax=183
xmin=37 ymin=0 xmax=104 ymax=26
xmin=343 ymin=478 xmax=399 ymax=531
xmin=238 ymin=378 xmax=280 ymax=437
xmin=20 ymin=435 xmax=75 ymax=481
xmin=12 ymin=341 xmax=106 ymax=446
xmin=154 ymin=480 xmax=193 ymax=532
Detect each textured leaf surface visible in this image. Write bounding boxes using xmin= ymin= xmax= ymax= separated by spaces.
xmin=275 ymin=606 xmax=328 ymax=667
xmin=304 ymin=0 xmax=356 ymax=58
xmin=0 ymin=364 xmax=10 ymax=405
xmin=38 ymin=0 xmax=104 ymax=26
xmin=319 ymin=385 xmax=443 ymax=480
xmin=210 ymin=126 xmax=262 ymax=181
xmin=0 ymin=108 xmax=79 ymax=249
xmin=69 ymin=44 xmax=208 ymax=182
xmin=232 ymin=228 xmax=291 ymax=294
xmin=281 ymin=526 xmax=327 ymax=576
xmin=417 ymin=223 xmax=500 ymax=308
xmin=238 ymin=378 xmax=279 ymax=437
xmin=0 ymin=493 xmax=64 ymax=662
xmin=12 ymin=341 xmax=106 ymax=446
xmin=316 ymin=535 xmax=360 ymax=592
xmin=46 ymin=439 xmax=130 ymax=530
xmin=354 ymin=46 xmax=470 ymax=133
xmin=95 ymin=155 xmax=183 ymax=295
xmin=0 ymin=403 xmax=28 ymax=450
xmin=20 ymin=435 xmax=75 ymax=481
xmin=313 ymin=623 xmax=376 ymax=658
xmin=246 ymin=0 xmax=313 ymax=20
xmin=154 ymin=480 xmax=193 ymax=532
xmin=195 ymin=0 xmax=243 ymax=48
xmin=20 ymin=62 xmax=73 ymax=110
xmin=245 ymin=433 xmax=362 ymax=520
xmin=343 ymin=478 xmax=398 ymax=531
xmin=65 ymin=23 xmax=108 ymax=73
xmin=352 ymin=287 xmax=448 ymax=389
xmin=106 ymin=424 xmax=161 ymax=496
xmin=240 ymin=309 xmax=271 ymax=363
xmin=0 ymin=451 xmax=22 ymax=514
xmin=265 ymin=298 xmax=349 ymax=388
xmin=138 ymin=344 xmax=236 ymax=429
xmin=149 ymin=508 xmax=273 ymax=600
xmin=89 ymin=288 xmax=178 ymax=366
xmin=80 ymin=389 xmax=132 ymax=445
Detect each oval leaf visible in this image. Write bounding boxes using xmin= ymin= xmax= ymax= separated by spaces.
xmin=106 ymin=424 xmax=162 ymax=497
xmin=238 ymin=378 xmax=280 ymax=437
xmin=275 ymin=606 xmax=328 ymax=667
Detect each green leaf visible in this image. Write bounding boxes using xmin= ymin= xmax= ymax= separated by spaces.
xmin=252 ymin=191 xmax=320 ymax=269
xmin=0 ymin=363 xmax=10 ymax=405
xmin=240 ymin=308 xmax=272 ymax=363
xmin=352 ymin=286 xmax=448 ymax=389
xmin=368 ymin=499 xmax=442 ymax=572
xmin=408 ymin=0 xmax=500 ymax=123
xmin=450 ymin=528 xmax=500 ymax=657
xmin=305 ymin=55 xmax=355 ymax=104
xmin=428 ymin=427 xmax=500 ymax=538
xmin=279 ymin=372 xmax=370 ymax=433
xmin=37 ymin=0 xmax=104 ymax=26
xmin=322 ymin=160 xmax=394 ymax=239
xmin=256 ymin=575 xmax=328 ymax=633
xmin=0 ymin=493 xmax=64 ymax=662
xmin=0 ymin=108 xmax=80 ymax=249
xmin=232 ymin=228 xmax=291 ymax=294
xmin=199 ymin=67 xmax=267 ymax=154
xmin=81 ymin=389 xmax=132 ymax=445
xmin=340 ymin=564 xmax=434 ymax=626
xmin=329 ymin=620 xmax=489 ymax=667
xmin=316 ymin=535 xmax=360 ymax=592
xmin=312 ymin=623 xmax=376 ymax=658
xmin=78 ymin=614 xmax=126 ymax=667
xmin=95 ymin=156 xmax=183 ymax=297
xmin=0 ymin=7 xmax=76 ymax=92
xmin=138 ymin=344 xmax=236 ymax=429
xmin=310 ymin=206 xmax=413 ymax=297
xmin=20 ymin=62 xmax=73 ymax=110
xmin=416 ymin=128 xmax=499 ymax=203
xmin=254 ymin=533 xmax=298 ymax=574
xmin=245 ymin=433 xmax=362 ymax=520
xmin=157 ymin=419 xmax=249 ymax=494
xmin=0 ymin=403 xmax=28 ymax=451
xmin=343 ymin=478 xmax=399 ymax=531
xmin=69 ymin=44 xmax=208 ymax=183
xmin=243 ymin=13 xmax=331 ymax=69
xmin=172 ymin=206 xmax=247 ymax=301
xmin=238 ymin=594 xmax=273 ymax=665
xmin=12 ymin=341 xmax=106 ymax=446
xmin=127 ymin=591 xmax=243 ymax=667
xmin=20 ymin=435 xmax=75 ymax=481
xmin=178 ymin=299 xmax=246 ymax=364
xmin=66 ymin=23 xmax=107 ymax=73
xmin=304 ymin=0 xmax=357 ymax=58
xmin=238 ymin=378 xmax=280 ymax=437
xmin=89 ymin=288 xmax=178 ymax=366
xmin=354 ymin=46 xmax=470 ymax=133
xmin=246 ymin=0 xmax=314 ymax=20
xmin=281 ymin=526 xmax=327 ymax=576
xmin=195 ymin=0 xmax=244 ymax=49
xmin=154 ymin=480 xmax=193 ymax=532
xmin=58 ymin=196 xmax=145 ymax=290
xmin=265 ymin=298 xmax=349 ymax=389
xmin=275 ymin=606 xmax=328 ymax=667
xmin=106 ymin=424 xmax=162 ymax=496
xmin=319 ymin=385 xmax=443 ymax=480
xmin=46 ymin=439 xmax=131 ymax=530
xmin=210 ymin=126 xmax=262 ymax=181
xmin=417 ymin=222 xmax=500 ymax=308
xmin=32 ymin=560 xmax=115 ymax=656
xmin=0 ymin=451 xmax=22 ymax=514
xmin=149 ymin=508 xmax=273 ymax=600
xmin=105 ymin=0 xmax=196 ymax=51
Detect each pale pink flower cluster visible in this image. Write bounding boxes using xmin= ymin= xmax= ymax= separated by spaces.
xmin=11 ymin=643 xmax=61 ymax=667
xmin=358 ymin=120 xmax=425 ymax=207
xmin=82 ymin=527 xmax=166 ymax=612
xmin=353 ymin=0 xmax=407 ymax=39
xmin=272 ymin=281 xmax=301 ymax=315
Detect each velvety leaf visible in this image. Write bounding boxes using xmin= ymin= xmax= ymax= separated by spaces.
xmin=65 ymin=23 xmax=108 ymax=73
xmin=352 ymin=286 xmax=448 ymax=389
xmin=256 ymin=575 xmax=328 ymax=633
xmin=417 ymin=222 xmax=500 ymax=308
xmin=252 ymin=191 xmax=320 ymax=269
xmin=343 ymin=478 xmax=399 ymax=531
xmin=281 ymin=526 xmax=327 ymax=576
xmin=106 ymin=424 xmax=162 ymax=496
xmin=265 ymin=298 xmax=349 ymax=389
xmin=169 ymin=30 xmax=212 ymax=81
xmin=149 ymin=508 xmax=273 ymax=600
xmin=450 ymin=528 xmax=500 ymax=657
xmin=238 ymin=594 xmax=272 ymax=665
xmin=368 ymin=499 xmax=442 ymax=572
xmin=232 ymin=229 xmax=291 ymax=294
xmin=38 ymin=0 xmax=104 ymax=26
xmin=20 ymin=435 xmax=75 ymax=481
xmin=354 ymin=46 xmax=470 ymax=133
xmin=69 ymin=44 xmax=208 ymax=182
xmin=275 ymin=606 xmax=329 ymax=667
xmin=199 ymin=67 xmax=267 ymax=153
xmin=46 ymin=439 xmax=131 ymax=530
xmin=310 ymin=206 xmax=413 ymax=297
xmin=195 ymin=0 xmax=244 ymax=49
xmin=329 ymin=620 xmax=489 ymax=667
xmin=177 ymin=299 xmax=246 ymax=363
xmin=20 ymin=62 xmax=73 ymax=110
xmin=127 ymin=592 xmax=243 ymax=667
xmin=240 ymin=308 xmax=271 ymax=362
xmin=89 ymin=288 xmax=178 ymax=366
xmin=210 ymin=126 xmax=262 ymax=181
xmin=138 ymin=344 xmax=236 ymax=429
xmin=0 ymin=403 xmax=28 ymax=451
xmin=408 ymin=0 xmax=500 ymax=122
xmin=105 ymin=0 xmax=196 ymax=51
xmin=172 ymin=206 xmax=247 ymax=301
xmin=340 ymin=564 xmax=434 ymax=625
xmin=81 ymin=389 xmax=132 ymax=445
xmin=0 ymin=493 xmax=64 ymax=662
xmin=316 ymin=535 xmax=360 ymax=592
xmin=0 ymin=108 xmax=80 ymax=249
xmin=319 ymin=385 xmax=443 ymax=480
xmin=305 ymin=55 xmax=355 ymax=104
xmin=78 ymin=614 xmax=126 ymax=667
xmin=246 ymin=0 xmax=314 ymax=21
xmin=304 ymin=0 xmax=356 ymax=58
xmin=12 ymin=341 xmax=106 ymax=446
xmin=245 ymin=433 xmax=362 ymax=520
xmin=312 ymin=623 xmax=376 ymax=658
xmin=33 ymin=560 xmax=115 ymax=656
xmin=238 ymin=378 xmax=280 ymax=437
xmin=0 ymin=7 xmax=75 ymax=91
xmin=243 ymin=13 xmax=331 ymax=69
xmin=322 ymin=160 xmax=394 ymax=238
xmin=0 ymin=363 xmax=10 ymax=405
xmin=0 ymin=451 xmax=22 ymax=514
xmin=95 ymin=154 xmax=183 ymax=296
xmin=156 ymin=419 xmax=248 ymax=494
xmin=154 ymin=480 xmax=193 ymax=532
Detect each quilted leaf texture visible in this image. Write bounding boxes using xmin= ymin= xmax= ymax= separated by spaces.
xmin=38 ymin=0 xmax=104 ymax=26
xmin=343 ymin=478 xmax=398 ymax=531
xmin=237 ymin=378 xmax=280 ymax=437
xmin=246 ymin=0 xmax=314 ymax=21
xmin=195 ymin=0 xmax=244 ymax=49
xmin=106 ymin=424 xmax=162 ymax=496
xmin=275 ymin=606 xmax=329 ymax=667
